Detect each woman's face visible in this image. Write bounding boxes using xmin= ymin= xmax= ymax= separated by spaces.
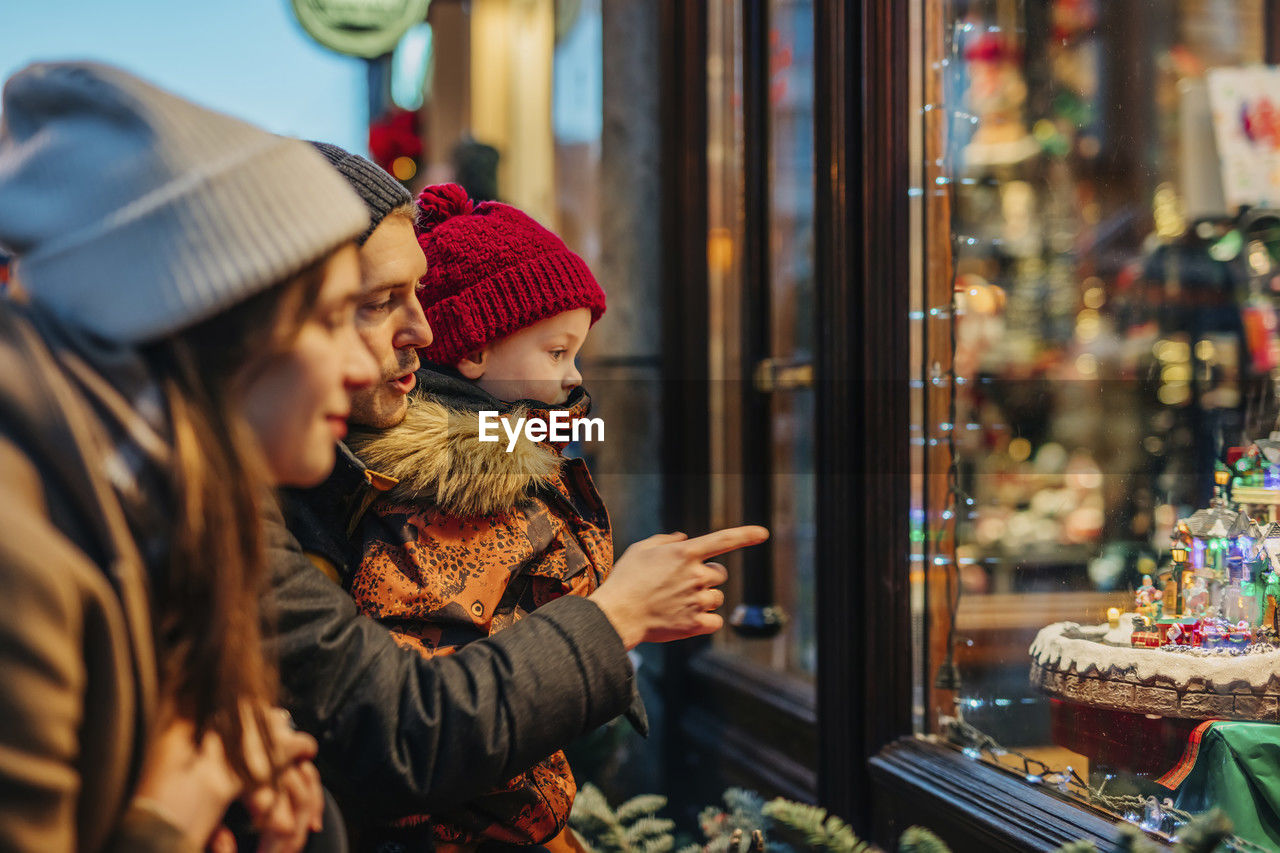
xmin=242 ymin=245 xmax=378 ymax=486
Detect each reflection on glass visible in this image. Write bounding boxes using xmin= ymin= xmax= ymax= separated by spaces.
xmin=765 ymin=0 xmax=817 ymax=679
xmin=707 ymin=0 xmax=748 ymax=648
xmin=707 ymin=0 xmax=817 ymax=679
xmin=913 ymin=0 xmax=1274 ymax=842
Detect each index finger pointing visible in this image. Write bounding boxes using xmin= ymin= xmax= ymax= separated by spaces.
xmin=681 ymin=525 xmax=770 ymax=560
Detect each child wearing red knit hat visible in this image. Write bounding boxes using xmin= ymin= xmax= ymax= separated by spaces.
xmin=344 ymin=184 xmax=630 ymax=853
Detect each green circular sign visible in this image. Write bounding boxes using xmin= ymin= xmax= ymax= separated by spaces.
xmin=292 ymin=0 xmax=431 ymax=59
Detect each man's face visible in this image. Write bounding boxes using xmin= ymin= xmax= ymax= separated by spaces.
xmin=349 ymin=215 xmax=432 ymax=428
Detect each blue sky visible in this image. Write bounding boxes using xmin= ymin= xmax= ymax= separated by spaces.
xmin=1 ymin=0 xmax=369 ymax=153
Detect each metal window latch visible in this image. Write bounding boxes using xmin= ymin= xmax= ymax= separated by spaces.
xmin=752 ymin=358 xmax=814 ymax=393
xmin=730 ymin=603 xmax=787 ymax=638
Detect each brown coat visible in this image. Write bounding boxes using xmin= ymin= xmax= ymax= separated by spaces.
xmin=0 ymin=306 xmax=195 ymax=853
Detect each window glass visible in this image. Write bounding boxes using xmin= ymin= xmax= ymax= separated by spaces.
xmin=708 ymin=0 xmax=817 ymax=680
xmin=765 ymin=0 xmax=817 ymax=678
xmin=912 ymin=0 xmax=1275 ymax=841
xmin=707 ymin=0 xmax=746 ymax=555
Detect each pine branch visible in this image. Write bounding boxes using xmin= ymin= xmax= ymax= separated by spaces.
xmin=762 ymin=799 xmax=871 ymax=852
xmin=1112 ymin=823 xmax=1163 ymax=853
xmin=570 ymin=784 xmax=628 ymax=853
xmin=626 ymin=817 xmax=678 ymax=845
xmin=706 ymin=836 xmax=733 ymax=853
xmin=569 ymin=784 xmax=678 ymax=853
xmin=572 ymin=785 xmax=616 ymax=823
xmin=898 ymin=826 xmax=950 ymax=853
xmin=640 ymin=836 xmax=677 ymax=853
xmin=617 ymin=795 xmax=670 ymax=824
xmin=1172 ymin=809 xmax=1232 ymax=853
xmin=724 ymin=789 xmax=767 ymax=816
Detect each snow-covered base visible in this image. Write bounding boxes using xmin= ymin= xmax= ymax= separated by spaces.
xmin=1029 ymin=622 xmax=1280 ymax=720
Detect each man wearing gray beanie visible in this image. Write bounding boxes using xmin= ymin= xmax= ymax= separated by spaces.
xmin=263 ymin=142 xmax=769 ymax=831
xmin=309 ymin=140 xmax=415 ymax=245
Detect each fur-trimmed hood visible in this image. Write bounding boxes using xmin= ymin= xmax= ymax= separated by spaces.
xmin=346 ymin=368 xmax=592 ymax=517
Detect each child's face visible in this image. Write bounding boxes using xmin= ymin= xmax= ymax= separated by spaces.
xmin=459 ymin=307 xmax=591 ymax=405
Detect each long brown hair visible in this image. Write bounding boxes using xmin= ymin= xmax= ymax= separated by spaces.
xmin=141 ymin=256 xmax=330 ymax=784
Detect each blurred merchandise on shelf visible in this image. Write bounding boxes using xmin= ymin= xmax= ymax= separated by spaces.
xmin=912 ymin=0 xmax=1280 ymax=838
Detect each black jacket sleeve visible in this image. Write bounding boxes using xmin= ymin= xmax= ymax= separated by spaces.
xmin=262 ymin=506 xmax=636 ymax=819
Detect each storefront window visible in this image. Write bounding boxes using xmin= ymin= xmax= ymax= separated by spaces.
xmin=912 ymin=0 xmax=1280 ymax=844
xmin=707 ymin=0 xmax=817 ymax=680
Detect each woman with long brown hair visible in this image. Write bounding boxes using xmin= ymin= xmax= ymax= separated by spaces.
xmin=0 ymin=62 xmax=377 ymax=852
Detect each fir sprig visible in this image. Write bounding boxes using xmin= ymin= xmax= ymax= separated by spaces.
xmin=760 ymin=799 xmax=871 ymax=853
xmin=897 ymin=826 xmax=949 ymax=853
xmin=1172 ymin=808 xmax=1232 ymax=853
xmin=571 ymin=784 xmax=673 ymax=853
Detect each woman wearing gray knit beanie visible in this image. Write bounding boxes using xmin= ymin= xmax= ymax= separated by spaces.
xmin=0 ymin=62 xmax=376 ymax=852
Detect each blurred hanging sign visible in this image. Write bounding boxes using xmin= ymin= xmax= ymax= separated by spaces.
xmin=1208 ymin=66 xmax=1280 ymax=212
xmin=292 ymin=0 xmax=431 ymax=58
xmin=391 ymin=22 xmax=432 ymax=111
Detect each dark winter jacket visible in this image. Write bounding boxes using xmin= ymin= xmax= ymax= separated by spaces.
xmin=271 ymin=385 xmax=636 ymax=827
xmin=342 ymin=369 xmax=612 ymax=845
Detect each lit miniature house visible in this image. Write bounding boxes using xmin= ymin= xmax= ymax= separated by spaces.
xmin=1157 ymin=452 xmax=1280 ymax=632
xmin=1184 ymin=491 xmax=1250 ymax=610
xmin=1231 ymin=434 xmax=1280 ymax=523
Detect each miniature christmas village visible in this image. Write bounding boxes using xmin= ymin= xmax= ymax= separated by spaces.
xmin=1125 ymin=436 xmax=1280 ymax=652
xmin=1030 ymin=435 xmax=1280 ymax=724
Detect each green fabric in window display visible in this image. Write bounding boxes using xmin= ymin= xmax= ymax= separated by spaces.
xmin=1159 ymin=720 xmax=1280 ymax=849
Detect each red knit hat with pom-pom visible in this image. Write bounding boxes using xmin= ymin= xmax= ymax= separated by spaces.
xmin=414 ymin=183 xmax=606 ymax=366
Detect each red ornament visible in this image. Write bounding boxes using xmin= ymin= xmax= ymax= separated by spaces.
xmin=368 ymin=108 xmax=423 ymax=175
xmin=965 ymin=33 xmax=1022 ymax=65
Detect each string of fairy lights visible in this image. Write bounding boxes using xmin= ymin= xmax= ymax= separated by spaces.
xmin=915 ymin=11 xmax=1271 ymax=851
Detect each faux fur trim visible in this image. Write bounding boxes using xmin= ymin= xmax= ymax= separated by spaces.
xmin=347 ymin=397 xmax=560 ymax=517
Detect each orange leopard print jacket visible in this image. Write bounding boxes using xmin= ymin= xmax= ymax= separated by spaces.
xmin=346 ymin=389 xmax=611 ymax=847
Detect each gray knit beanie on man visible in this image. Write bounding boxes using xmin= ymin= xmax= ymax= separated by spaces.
xmin=308 ymin=141 xmax=412 ymax=244
xmin=0 ymin=62 xmax=369 ymax=344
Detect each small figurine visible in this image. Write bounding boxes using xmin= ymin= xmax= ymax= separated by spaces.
xmin=1262 ymin=569 xmax=1280 ymax=632
xmin=1228 ymin=621 xmax=1253 ymax=648
xmin=961 ymin=34 xmax=1040 ymax=170
xmin=1185 ymin=576 xmax=1210 ymax=617
xmin=1234 ymin=445 xmax=1263 ymax=488
xmin=1174 ymin=520 xmax=1193 ymax=549
xmin=1134 ymin=574 xmax=1162 ymax=620
xmin=1198 ymin=617 xmax=1227 ymax=649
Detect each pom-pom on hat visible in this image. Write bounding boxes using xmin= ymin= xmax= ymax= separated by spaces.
xmin=414 ymin=183 xmax=606 ymax=367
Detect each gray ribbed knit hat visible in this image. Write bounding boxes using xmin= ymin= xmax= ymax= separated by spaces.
xmin=308 ymin=141 xmax=412 ymax=244
xmin=0 ymin=62 xmax=369 ymax=344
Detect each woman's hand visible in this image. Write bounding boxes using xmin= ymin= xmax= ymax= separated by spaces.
xmin=240 ymin=712 xmax=324 ymax=853
xmin=132 ymin=716 xmax=242 ymax=846
xmin=133 ymin=706 xmax=324 ymax=853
